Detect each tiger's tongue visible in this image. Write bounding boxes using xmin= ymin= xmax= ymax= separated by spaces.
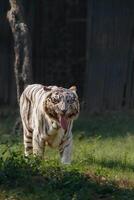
xmin=59 ymin=116 xmax=69 ymax=130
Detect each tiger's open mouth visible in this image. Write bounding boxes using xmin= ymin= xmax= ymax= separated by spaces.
xmin=59 ymin=115 xmax=69 ymax=131
xmin=45 ymin=105 xmax=78 ymax=131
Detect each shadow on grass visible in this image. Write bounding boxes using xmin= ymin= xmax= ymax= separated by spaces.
xmin=74 ymin=112 xmax=134 ymax=138
xmin=97 ymin=158 xmax=134 ymax=173
xmin=0 ymin=155 xmax=134 ymax=200
xmin=0 ymin=110 xmax=134 ymax=199
xmin=81 ymin=154 xmax=134 ymax=174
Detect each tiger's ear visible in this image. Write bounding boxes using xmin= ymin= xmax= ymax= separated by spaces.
xmin=44 ymin=86 xmax=52 ymax=92
xmin=69 ymin=86 xmax=77 ymax=92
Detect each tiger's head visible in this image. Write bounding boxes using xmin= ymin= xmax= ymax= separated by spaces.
xmin=44 ymin=86 xmax=80 ymax=130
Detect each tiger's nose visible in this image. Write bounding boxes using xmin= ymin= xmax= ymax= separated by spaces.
xmin=61 ymin=109 xmax=67 ymax=115
xmin=60 ymin=103 xmax=67 ymax=115
xmin=60 ymin=106 xmax=67 ymax=115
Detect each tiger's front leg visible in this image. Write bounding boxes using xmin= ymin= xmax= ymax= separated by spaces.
xmin=23 ymin=129 xmax=33 ymax=157
xmin=33 ymin=129 xmax=45 ymax=157
xmin=59 ymin=135 xmax=73 ymax=164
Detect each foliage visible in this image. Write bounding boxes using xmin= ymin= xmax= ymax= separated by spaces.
xmin=0 ymin=111 xmax=134 ymax=199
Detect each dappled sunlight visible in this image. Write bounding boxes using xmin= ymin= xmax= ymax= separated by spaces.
xmin=73 ymin=135 xmax=134 ymax=184
xmin=0 ymin=154 xmax=134 ymax=200
xmin=0 ymin=111 xmax=134 ymax=199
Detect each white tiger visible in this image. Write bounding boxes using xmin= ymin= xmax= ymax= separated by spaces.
xmin=20 ymin=84 xmax=80 ymax=164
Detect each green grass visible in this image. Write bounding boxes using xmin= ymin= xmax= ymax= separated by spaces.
xmin=0 ymin=110 xmax=134 ymax=199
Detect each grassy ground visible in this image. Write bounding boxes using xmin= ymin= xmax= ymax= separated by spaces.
xmin=0 ymin=109 xmax=134 ymax=199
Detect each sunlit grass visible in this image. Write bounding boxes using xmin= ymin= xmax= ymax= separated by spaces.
xmin=73 ymin=135 xmax=134 ymax=183
xmin=0 ymin=111 xmax=134 ymax=199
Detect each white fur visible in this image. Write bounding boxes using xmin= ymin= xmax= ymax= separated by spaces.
xmin=20 ymin=84 xmax=79 ymax=164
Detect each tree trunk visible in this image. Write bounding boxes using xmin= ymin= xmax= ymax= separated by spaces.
xmin=7 ymin=0 xmax=33 ymax=104
xmin=7 ymin=0 xmax=33 ymax=134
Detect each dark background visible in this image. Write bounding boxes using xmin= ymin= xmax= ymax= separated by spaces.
xmin=1 ymin=0 xmax=134 ymax=113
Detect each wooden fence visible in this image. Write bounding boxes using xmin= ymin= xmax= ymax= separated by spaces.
xmin=1 ymin=0 xmax=134 ymax=113
xmin=84 ymin=0 xmax=134 ymax=112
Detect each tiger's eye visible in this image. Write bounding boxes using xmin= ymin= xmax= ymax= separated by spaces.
xmin=47 ymin=98 xmax=51 ymax=102
xmin=52 ymin=96 xmax=60 ymax=104
xmin=66 ymin=96 xmax=76 ymax=104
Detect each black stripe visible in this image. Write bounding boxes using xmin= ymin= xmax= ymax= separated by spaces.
xmin=33 ymin=87 xmax=42 ymax=99
xmin=37 ymin=90 xmax=45 ymax=106
xmin=45 ymin=127 xmax=48 ymax=135
xmin=62 ymin=143 xmax=70 ymax=151
xmin=25 ymin=141 xmax=32 ymax=144
xmin=26 ymin=135 xmax=32 ymax=139
xmin=45 ymin=119 xmax=50 ymax=136
xmin=26 ymin=146 xmax=33 ymax=151
xmin=26 ymin=85 xmax=39 ymax=102
xmin=30 ymin=85 xmax=40 ymax=101
xmin=29 ymin=86 xmax=36 ymax=102
xmin=28 ymin=128 xmax=33 ymax=133
xmin=26 ymin=85 xmax=37 ymax=99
